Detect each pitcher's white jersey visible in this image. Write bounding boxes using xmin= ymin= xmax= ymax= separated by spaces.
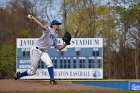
xmin=35 ymin=27 xmax=58 ymax=49
xmin=27 ymin=27 xmax=58 ymax=75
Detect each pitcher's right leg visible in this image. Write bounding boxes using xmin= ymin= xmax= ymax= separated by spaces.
xmin=14 ymin=47 xmax=41 ymax=80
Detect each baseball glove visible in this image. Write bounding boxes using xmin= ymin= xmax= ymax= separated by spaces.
xmin=62 ymin=32 xmax=71 ymax=45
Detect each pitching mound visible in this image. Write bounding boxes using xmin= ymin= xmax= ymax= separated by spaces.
xmin=0 ymin=79 xmax=117 ymax=91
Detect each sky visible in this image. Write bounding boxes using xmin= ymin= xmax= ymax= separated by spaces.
xmin=35 ymin=0 xmax=62 ymax=21
xmin=0 ymin=0 xmax=11 ymax=8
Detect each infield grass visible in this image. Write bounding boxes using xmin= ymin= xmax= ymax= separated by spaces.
xmin=0 ymin=90 xmax=140 ymax=93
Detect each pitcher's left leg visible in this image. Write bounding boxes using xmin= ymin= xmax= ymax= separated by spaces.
xmin=41 ymin=52 xmax=57 ymax=85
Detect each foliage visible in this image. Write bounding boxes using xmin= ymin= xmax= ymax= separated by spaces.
xmin=0 ymin=41 xmax=16 ymax=78
xmin=113 ymin=1 xmax=140 ymax=79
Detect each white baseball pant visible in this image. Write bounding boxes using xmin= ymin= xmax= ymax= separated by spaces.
xmin=27 ymin=47 xmax=53 ymax=75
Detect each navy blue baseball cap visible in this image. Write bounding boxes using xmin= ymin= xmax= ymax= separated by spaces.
xmin=51 ymin=20 xmax=61 ymax=25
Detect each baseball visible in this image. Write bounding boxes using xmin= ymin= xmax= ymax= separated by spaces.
xmin=27 ymin=15 xmax=32 ymax=19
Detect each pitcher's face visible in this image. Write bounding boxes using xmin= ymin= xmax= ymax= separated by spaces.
xmin=53 ymin=25 xmax=59 ymax=31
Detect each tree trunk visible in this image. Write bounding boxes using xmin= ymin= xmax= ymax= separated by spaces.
xmin=134 ymin=40 xmax=139 ymax=79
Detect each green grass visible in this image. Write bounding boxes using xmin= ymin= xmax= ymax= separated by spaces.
xmin=0 ymin=90 xmax=140 ymax=93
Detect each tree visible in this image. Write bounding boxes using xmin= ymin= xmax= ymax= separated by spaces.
xmin=0 ymin=0 xmax=41 ymax=78
xmin=9 ymin=0 xmax=41 ymax=37
xmin=61 ymin=0 xmax=119 ymax=79
xmin=113 ymin=0 xmax=140 ymax=78
xmin=0 ymin=41 xmax=16 ymax=78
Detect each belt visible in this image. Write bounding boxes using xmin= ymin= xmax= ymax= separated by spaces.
xmin=36 ymin=47 xmax=44 ymax=52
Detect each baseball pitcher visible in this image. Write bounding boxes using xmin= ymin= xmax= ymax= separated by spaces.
xmin=14 ymin=15 xmax=71 ymax=86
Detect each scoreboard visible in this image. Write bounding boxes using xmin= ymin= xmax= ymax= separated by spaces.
xmin=16 ymin=38 xmax=103 ymax=79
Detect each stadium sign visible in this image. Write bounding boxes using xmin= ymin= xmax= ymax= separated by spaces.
xmin=129 ymin=81 xmax=140 ymax=90
xmin=16 ymin=38 xmax=103 ymax=79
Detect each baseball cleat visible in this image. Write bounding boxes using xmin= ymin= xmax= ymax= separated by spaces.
xmin=49 ymin=80 xmax=57 ymax=86
xmin=14 ymin=72 xmax=21 ymax=80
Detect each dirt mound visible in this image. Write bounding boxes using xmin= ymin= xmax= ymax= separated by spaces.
xmin=0 ymin=79 xmax=116 ymax=91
